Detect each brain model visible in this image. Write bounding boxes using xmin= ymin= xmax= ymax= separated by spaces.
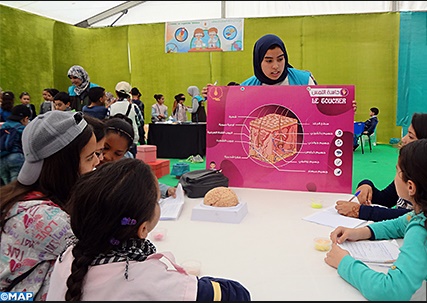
xmin=204 ymin=187 xmax=239 ymax=207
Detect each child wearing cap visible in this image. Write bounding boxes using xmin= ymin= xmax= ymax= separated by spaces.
xmin=0 ymin=110 xmax=99 ymax=300
xmin=0 ymin=104 xmax=31 ymax=184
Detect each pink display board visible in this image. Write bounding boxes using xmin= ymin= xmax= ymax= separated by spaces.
xmin=206 ymin=85 xmax=355 ymax=194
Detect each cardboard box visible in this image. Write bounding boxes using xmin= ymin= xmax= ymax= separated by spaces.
xmin=148 ymin=159 xmax=170 ymax=179
xmin=191 ymin=201 xmax=248 ymax=224
xmin=136 ymin=145 xmax=157 ymax=163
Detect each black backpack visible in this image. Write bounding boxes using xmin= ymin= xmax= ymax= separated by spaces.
xmin=179 ymin=169 xmax=229 ymax=198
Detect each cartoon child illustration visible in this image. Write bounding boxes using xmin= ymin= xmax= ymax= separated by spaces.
xmin=207 ymin=27 xmax=219 ymax=48
xmin=193 ymin=28 xmax=205 ymax=49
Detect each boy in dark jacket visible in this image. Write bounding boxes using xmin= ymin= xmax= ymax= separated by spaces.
xmin=353 ymin=107 xmax=379 ymax=151
xmin=0 ymin=104 xmax=31 ymax=184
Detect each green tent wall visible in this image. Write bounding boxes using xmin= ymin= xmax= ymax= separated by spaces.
xmin=1 ymin=5 xmax=426 ymax=143
xmin=397 ymin=12 xmax=427 ymax=136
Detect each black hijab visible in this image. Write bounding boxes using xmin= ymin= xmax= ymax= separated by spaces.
xmin=253 ymin=34 xmax=292 ymax=85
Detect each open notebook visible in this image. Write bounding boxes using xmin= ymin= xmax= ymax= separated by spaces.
xmin=159 ymin=183 xmax=185 ymax=220
xmin=339 ymin=240 xmax=400 ymax=264
xmin=303 ymin=205 xmax=368 ymax=229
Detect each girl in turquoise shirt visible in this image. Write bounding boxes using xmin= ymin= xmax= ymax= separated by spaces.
xmin=325 ymin=139 xmax=427 ymax=301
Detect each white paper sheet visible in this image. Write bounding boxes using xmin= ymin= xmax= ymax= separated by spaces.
xmin=159 ymin=183 xmax=185 ymax=220
xmin=303 ymin=205 xmax=368 ymax=228
xmin=339 ymin=240 xmax=400 ymax=263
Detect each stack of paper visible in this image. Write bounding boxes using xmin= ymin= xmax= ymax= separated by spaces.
xmin=303 ymin=205 xmax=368 ymax=228
xmin=159 ymin=183 xmax=185 ymax=220
xmin=339 ymin=240 xmax=400 ymax=264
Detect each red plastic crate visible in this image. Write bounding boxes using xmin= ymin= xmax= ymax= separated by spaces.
xmin=147 ymin=159 xmax=170 ymax=179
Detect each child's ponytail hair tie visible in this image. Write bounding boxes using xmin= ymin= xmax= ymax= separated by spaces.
xmin=121 ymin=217 xmax=137 ymax=226
xmin=110 ymin=237 xmax=120 ymax=246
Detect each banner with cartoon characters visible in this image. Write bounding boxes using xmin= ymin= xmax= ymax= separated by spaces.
xmin=165 ymin=19 xmax=243 ymax=53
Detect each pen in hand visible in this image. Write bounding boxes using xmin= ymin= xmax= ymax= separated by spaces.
xmin=348 ymin=190 xmax=361 ymax=202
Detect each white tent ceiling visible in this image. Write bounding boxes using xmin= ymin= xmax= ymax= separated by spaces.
xmin=1 ymin=1 xmax=426 ymax=28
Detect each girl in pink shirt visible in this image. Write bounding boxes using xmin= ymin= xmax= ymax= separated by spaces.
xmin=47 ymin=158 xmax=251 ymax=301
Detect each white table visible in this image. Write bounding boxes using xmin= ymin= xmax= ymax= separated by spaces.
xmin=150 ymin=187 xmax=418 ymax=301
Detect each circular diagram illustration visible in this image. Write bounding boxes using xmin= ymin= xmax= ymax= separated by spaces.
xmin=223 ymin=25 xmax=237 ymax=40
xmin=174 ymin=27 xmax=188 ymax=42
xmin=166 ymin=43 xmax=178 ymax=53
xmin=231 ymin=40 xmax=242 ymax=51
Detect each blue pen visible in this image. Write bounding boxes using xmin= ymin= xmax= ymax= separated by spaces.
xmin=348 ymin=190 xmax=361 ymax=202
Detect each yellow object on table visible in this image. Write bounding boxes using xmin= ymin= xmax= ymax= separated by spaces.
xmin=311 ymin=202 xmax=323 ymax=209
xmin=314 ymin=237 xmax=332 ymax=251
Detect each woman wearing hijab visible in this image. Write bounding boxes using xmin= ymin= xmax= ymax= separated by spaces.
xmin=201 ymin=33 xmax=316 ymax=98
xmin=67 ymin=65 xmax=99 ymax=111
xmin=240 ymin=34 xmax=317 ymax=86
xmin=187 ymin=86 xmax=206 ymax=123
xmin=202 ymin=33 xmax=356 ymax=111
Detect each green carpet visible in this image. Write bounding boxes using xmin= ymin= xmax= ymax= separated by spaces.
xmin=158 ymin=143 xmax=400 ymax=192
xmin=351 ymin=143 xmax=399 ymax=192
xmin=158 ymin=158 xmax=206 ymax=187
